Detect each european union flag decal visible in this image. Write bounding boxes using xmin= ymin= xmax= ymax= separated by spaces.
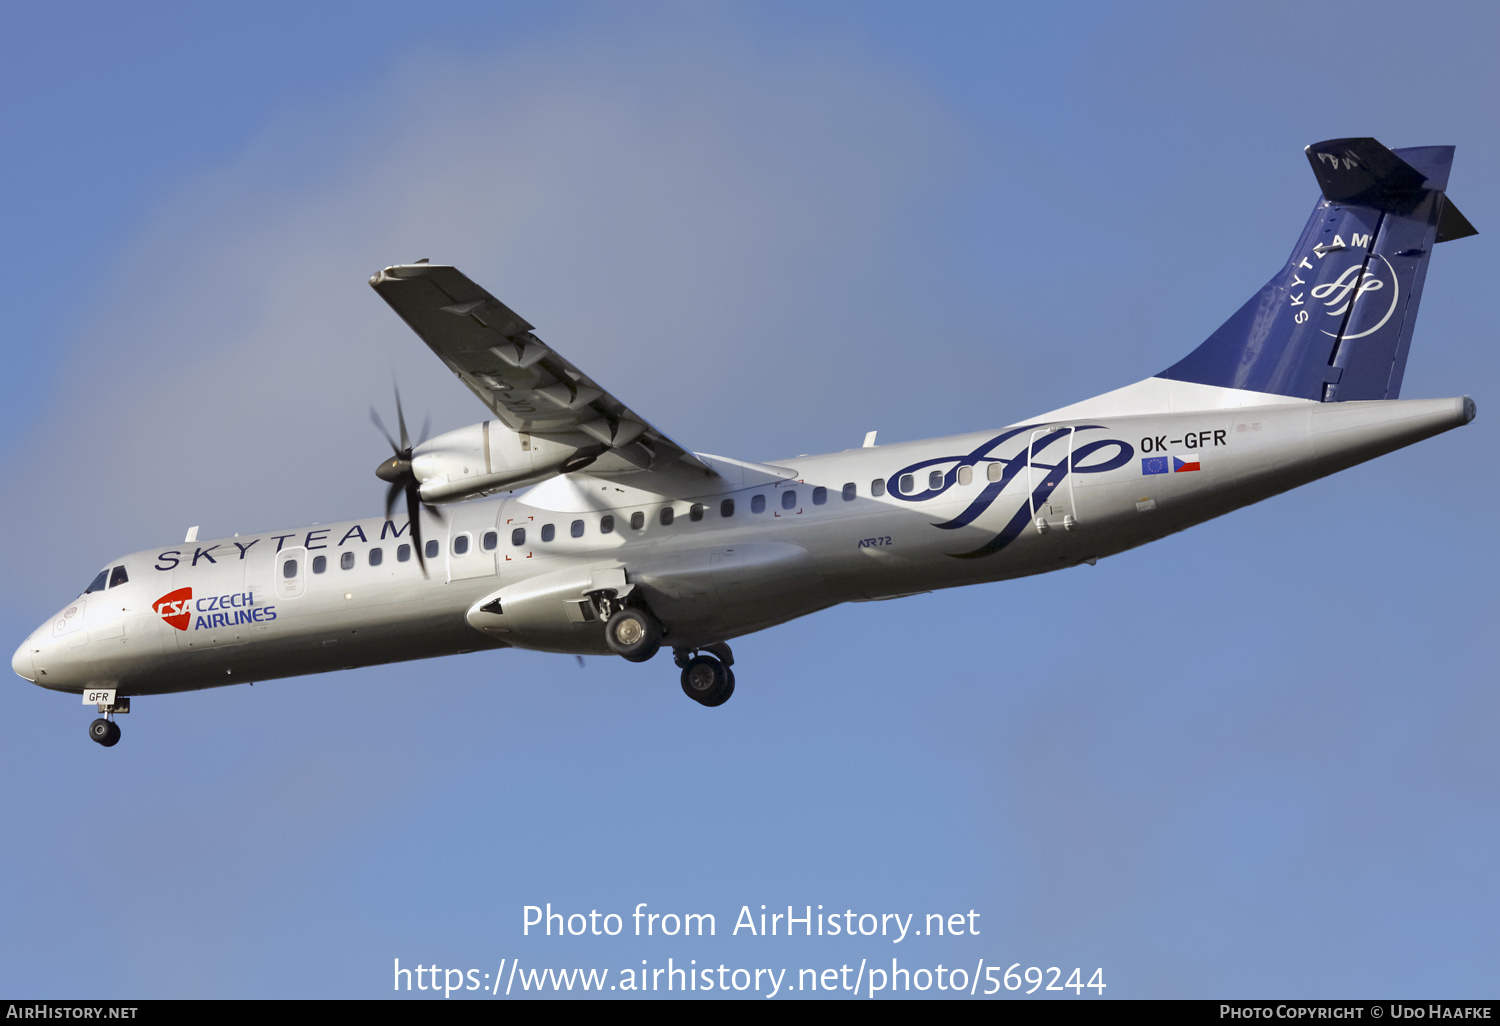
xmin=1141 ymin=457 xmax=1169 ymax=475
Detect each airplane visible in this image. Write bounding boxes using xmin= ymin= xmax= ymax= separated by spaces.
xmin=13 ymin=137 xmax=1479 ymax=747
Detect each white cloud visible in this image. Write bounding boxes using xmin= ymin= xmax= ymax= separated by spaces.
xmin=5 ymin=25 xmax=965 ymax=591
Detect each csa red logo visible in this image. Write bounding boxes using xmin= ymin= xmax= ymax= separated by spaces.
xmin=153 ymin=588 xmax=192 ymax=631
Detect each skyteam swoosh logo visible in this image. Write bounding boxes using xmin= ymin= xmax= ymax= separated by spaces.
xmin=886 ymin=425 xmax=1133 ymax=558
xmin=1314 ymin=253 xmax=1399 ymax=340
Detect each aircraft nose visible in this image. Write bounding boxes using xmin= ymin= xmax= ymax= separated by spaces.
xmin=12 ymin=637 xmax=36 ymax=682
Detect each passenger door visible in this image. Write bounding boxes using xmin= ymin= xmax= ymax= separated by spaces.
xmin=1027 ymin=427 xmax=1077 ymax=534
xmin=275 ymin=546 xmax=307 ymax=600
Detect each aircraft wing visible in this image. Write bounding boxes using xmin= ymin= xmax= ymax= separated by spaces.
xmin=369 ymin=263 xmax=710 ymax=474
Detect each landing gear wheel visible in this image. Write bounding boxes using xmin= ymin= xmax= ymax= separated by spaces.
xmin=680 ymin=655 xmax=733 ymax=707
xmin=89 ymin=718 xmax=120 ymax=747
xmin=606 ymin=608 xmax=661 ymax=663
xmin=702 ymin=669 xmax=735 ymax=708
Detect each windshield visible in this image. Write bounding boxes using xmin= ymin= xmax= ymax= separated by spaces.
xmin=83 ymin=569 xmax=108 ymax=594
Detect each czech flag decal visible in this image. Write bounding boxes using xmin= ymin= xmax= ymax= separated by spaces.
xmin=1173 ymin=456 xmax=1201 ymax=473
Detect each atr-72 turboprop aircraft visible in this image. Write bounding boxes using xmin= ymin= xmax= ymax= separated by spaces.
xmin=14 ymin=138 xmax=1480 ymax=746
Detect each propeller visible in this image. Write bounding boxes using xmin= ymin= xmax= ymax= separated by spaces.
xmin=371 ymin=386 xmax=439 ymax=576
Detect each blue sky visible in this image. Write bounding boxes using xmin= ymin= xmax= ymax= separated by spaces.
xmin=1 ymin=0 xmax=1496 ymax=999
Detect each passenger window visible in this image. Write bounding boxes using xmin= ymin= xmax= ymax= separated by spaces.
xmin=84 ymin=570 xmax=108 ymax=594
xmin=751 ymin=495 xmax=766 ymax=514
xmin=782 ymin=490 xmax=797 ymax=510
xmin=571 ymin=519 xmax=584 ymax=538
xmin=512 ymin=528 xmax=526 ymax=546
xmin=720 ymin=499 xmax=734 ymax=517
xmin=454 ymin=535 xmax=470 ymax=555
xmin=340 ymin=551 xmax=355 ymax=570
xmin=812 ymin=487 xmax=827 ymax=505
xmin=871 ymin=479 xmax=886 ymax=497
xmin=541 ymin=524 xmax=555 ymax=542
xmin=842 ymin=482 xmax=856 ymax=501
xmin=660 ymin=507 xmax=674 ymax=526
xmin=397 ymin=544 xmax=411 ymax=562
xmin=108 ymin=565 xmax=129 ymax=588
xmin=630 ymin=511 xmax=644 ymax=530
xmin=312 ymin=555 xmax=327 ymax=574
xmin=899 ymin=474 xmax=914 ymax=494
xmin=425 ymin=540 xmax=439 ymax=560
xmin=482 ymin=531 xmax=497 ymax=551
xmin=370 ymin=547 xmax=383 ymax=566
xmin=690 ymin=504 xmax=704 ymax=522
xmin=986 ymin=463 xmax=1002 ymax=482
xmin=282 ymin=559 xmax=299 ymax=579
xmin=601 ymin=515 xmax=615 ymax=534
xmin=958 ymin=466 xmax=973 ymax=486
xmin=929 ymin=471 xmax=943 ymax=490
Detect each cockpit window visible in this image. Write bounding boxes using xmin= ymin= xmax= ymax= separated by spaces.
xmin=84 ymin=569 xmax=108 ymax=594
xmin=108 ymin=566 xmax=129 ymax=588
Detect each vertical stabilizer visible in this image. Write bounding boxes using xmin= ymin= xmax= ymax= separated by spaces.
xmin=1160 ymin=139 xmax=1476 ymax=403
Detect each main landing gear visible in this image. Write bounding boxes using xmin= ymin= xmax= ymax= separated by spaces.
xmin=675 ymin=643 xmax=735 ymax=708
xmin=604 ymin=608 xmax=662 ymax=663
xmin=602 ymin=604 xmax=737 ymax=707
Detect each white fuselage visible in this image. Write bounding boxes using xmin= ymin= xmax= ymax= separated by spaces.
xmin=12 ymin=396 xmax=1472 ymax=696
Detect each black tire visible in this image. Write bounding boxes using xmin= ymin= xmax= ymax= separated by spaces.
xmin=701 ymin=671 xmax=735 ymax=708
xmin=89 ymin=718 xmax=120 ymax=747
xmin=606 ymin=608 xmax=661 ymax=663
xmin=680 ymin=655 xmax=732 ymax=706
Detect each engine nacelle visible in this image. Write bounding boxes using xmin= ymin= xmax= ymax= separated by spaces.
xmin=412 ymin=422 xmax=598 ymax=502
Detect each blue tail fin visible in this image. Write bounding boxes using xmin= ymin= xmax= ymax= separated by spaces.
xmin=1161 ymin=139 xmax=1477 ymax=402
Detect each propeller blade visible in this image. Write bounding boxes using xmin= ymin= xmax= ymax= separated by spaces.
xmin=370 ymin=407 xmax=400 ymax=454
xmin=373 ymin=382 xmax=435 ymax=577
xmin=394 ymin=386 xmax=411 ymax=452
xmin=406 ymin=481 xmax=428 ymax=577
xmin=417 ymin=413 xmax=432 ymax=448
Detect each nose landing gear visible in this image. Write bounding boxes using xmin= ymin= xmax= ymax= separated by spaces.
xmin=89 ymin=717 xmax=121 ymax=747
xmin=87 ymin=694 xmax=129 ymax=747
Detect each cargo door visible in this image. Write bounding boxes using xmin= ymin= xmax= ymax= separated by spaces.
xmin=447 ymin=502 xmax=500 ymax=582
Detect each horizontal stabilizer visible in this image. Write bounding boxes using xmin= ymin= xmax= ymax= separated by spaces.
xmin=1436 ymin=196 xmax=1478 ymax=243
xmin=1305 ymin=139 xmax=1475 ymax=243
xmin=1305 ymin=138 xmax=1429 ymax=209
